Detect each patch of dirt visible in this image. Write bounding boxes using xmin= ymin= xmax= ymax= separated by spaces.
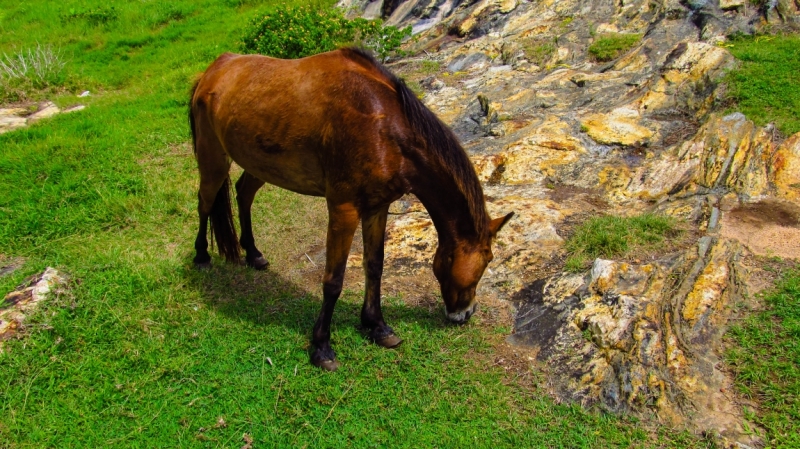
xmin=0 ymin=256 xmax=25 ymax=278
xmin=721 ymin=199 xmax=800 ymax=260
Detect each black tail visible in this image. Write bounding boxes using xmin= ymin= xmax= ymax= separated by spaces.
xmin=209 ymin=177 xmax=241 ymax=264
xmin=189 ymin=77 xmax=240 ymax=264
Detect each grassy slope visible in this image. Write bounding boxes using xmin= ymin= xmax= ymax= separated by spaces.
xmin=0 ymin=1 xmax=708 ymax=447
xmin=726 ymin=269 xmax=800 ymax=448
xmin=725 ymin=34 xmax=800 ymax=136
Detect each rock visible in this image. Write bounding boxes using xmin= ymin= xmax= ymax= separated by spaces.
xmin=581 ymin=108 xmax=654 ymax=146
xmin=508 ymin=239 xmax=756 ymax=443
xmin=0 ymin=268 xmax=68 ymax=352
xmin=0 ymin=115 xmax=28 ymax=134
xmin=719 ymin=0 xmax=744 ymax=10
xmin=63 ymin=105 xmax=86 ymax=113
xmin=774 ymin=132 xmax=800 ymax=200
xmin=27 ymin=101 xmax=61 ymax=122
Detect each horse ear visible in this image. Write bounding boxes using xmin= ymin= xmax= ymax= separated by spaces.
xmin=489 ymin=212 xmax=514 ymax=238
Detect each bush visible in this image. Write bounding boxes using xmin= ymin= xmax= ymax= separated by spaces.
xmin=240 ymin=5 xmax=411 ymax=61
xmin=588 ymin=33 xmax=641 ymax=62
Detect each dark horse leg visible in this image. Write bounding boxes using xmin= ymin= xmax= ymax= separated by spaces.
xmin=193 ymin=130 xmax=234 ymax=269
xmin=235 ymin=171 xmax=269 ymax=270
xmin=361 ymin=205 xmax=402 ymax=348
xmin=311 ymin=202 xmax=360 ymax=371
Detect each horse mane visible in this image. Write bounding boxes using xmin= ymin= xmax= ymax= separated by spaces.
xmin=341 ymin=47 xmax=488 ymax=238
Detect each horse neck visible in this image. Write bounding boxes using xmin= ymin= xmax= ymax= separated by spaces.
xmin=409 ymin=165 xmax=484 ymax=246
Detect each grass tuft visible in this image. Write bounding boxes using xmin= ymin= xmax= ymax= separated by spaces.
xmin=726 ymin=268 xmax=800 ymax=448
xmin=588 ymin=33 xmax=641 ymax=62
xmin=724 ymin=34 xmax=800 ymax=136
xmin=564 ymin=213 xmax=681 ymax=271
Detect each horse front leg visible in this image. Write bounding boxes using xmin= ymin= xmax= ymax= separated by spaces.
xmin=235 ymin=171 xmax=268 ymax=270
xmin=311 ymin=202 xmax=360 ymax=371
xmin=361 ymin=205 xmax=402 ymax=348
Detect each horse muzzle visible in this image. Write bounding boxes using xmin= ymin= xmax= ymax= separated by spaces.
xmin=445 ymin=302 xmax=478 ymax=324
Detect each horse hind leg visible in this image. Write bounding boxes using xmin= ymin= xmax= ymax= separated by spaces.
xmin=235 ymin=171 xmax=268 ymax=270
xmin=360 ymin=205 xmax=402 ymax=348
xmin=193 ymin=124 xmax=240 ymax=268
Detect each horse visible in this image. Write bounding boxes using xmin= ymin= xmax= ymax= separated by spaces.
xmin=189 ymin=47 xmax=513 ymax=371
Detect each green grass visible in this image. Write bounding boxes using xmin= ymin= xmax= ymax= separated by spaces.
xmin=588 ymin=33 xmax=641 ymax=62
xmin=564 ymin=214 xmax=681 ymax=271
xmin=0 ymin=1 xmax=713 ymax=447
xmin=724 ymin=34 xmax=800 ymax=136
xmin=726 ymin=268 xmax=800 ymax=448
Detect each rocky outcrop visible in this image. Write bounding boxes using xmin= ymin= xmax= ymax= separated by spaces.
xmin=0 ymin=101 xmax=85 ymax=134
xmin=509 ymin=238 xmax=751 ymax=441
xmin=340 ymin=0 xmax=799 ymax=444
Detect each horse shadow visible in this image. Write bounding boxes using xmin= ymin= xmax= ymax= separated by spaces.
xmin=179 ymin=256 xmax=451 ymax=344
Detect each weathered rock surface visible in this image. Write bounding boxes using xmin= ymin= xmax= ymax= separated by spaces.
xmin=0 ymin=101 xmax=84 ymax=134
xmin=0 ymin=267 xmax=67 ymax=352
xmin=337 ymin=0 xmax=799 ymax=443
xmin=509 ymin=238 xmax=751 ymax=441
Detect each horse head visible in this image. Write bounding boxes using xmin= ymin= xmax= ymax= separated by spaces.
xmin=433 ymin=212 xmax=514 ymax=324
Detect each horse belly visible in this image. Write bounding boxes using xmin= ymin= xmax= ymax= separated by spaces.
xmin=227 ymin=142 xmax=327 ymax=197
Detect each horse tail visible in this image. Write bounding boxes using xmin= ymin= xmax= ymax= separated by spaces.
xmin=188 ymin=77 xmax=200 ymax=154
xmin=209 ymin=177 xmax=241 ymax=264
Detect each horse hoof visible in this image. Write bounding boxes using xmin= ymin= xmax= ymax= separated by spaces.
xmin=195 ymin=261 xmax=212 ymax=270
xmin=376 ymin=334 xmax=403 ymax=349
xmin=247 ymin=256 xmax=269 ymax=271
xmin=313 ymin=359 xmax=340 ymax=372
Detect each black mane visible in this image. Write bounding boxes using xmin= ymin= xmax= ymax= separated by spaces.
xmin=342 ymin=47 xmax=488 ymax=238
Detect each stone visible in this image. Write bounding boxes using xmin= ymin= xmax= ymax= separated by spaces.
xmin=581 ymin=108 xmax=654 ymax=146
xmin=27 ymin=101 xmax=61 ymax=122
xmin=0 ymin=115 xmax=27 ymax=134
xmin=774 ymin=132 xmax=800 ymax=200
xmin=719 ymin=0 xmax=744 ymax=10
xmin=509 ymin=239 xmax=756 ymax=443
xmin=1 ymin=268 xmax=67 ymax=352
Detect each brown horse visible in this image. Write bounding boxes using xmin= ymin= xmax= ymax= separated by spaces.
xmin=189 ymin=48 xmax=513 ymax=371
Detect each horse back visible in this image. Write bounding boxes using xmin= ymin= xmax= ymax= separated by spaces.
xmin=191 ymin=50 xmax=413 ymax=205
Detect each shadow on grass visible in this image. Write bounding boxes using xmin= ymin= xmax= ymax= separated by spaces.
xmin=179 ymin=256 xmax=452 ymax=348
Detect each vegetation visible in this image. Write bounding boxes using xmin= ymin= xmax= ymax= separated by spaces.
xmin=520 ymin=38 xmax=556 ymax=66
xmin=240 ymin=5 xmax=411 ymax=61
xmin=588 ymin=33 xmax=642 ymax=62
xmin=726 ymin=268 xmax=800 ymax=448
xmin=724 ymin=34 xmax=800 ymax=136
xmin=564 ymin=214 xmax=681 ymax=271
xmin=0 ymin=0 xmax=728 ymax=447
xmin=0 ymin=44 xmax=68 ymax=103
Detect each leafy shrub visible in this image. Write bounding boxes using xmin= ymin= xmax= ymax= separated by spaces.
xmin=588 ymin=33 xmax=641 ymax=62
xmin=240 ymin=5 xmax=411 ymax=61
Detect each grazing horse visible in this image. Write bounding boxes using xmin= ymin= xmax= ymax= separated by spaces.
xmin=189 ymin=48 xmax=513 ymax=371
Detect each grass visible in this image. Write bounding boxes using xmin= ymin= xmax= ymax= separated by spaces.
xmin=0 ymin=0 xmax=713 ymax=447
xmin=563 ymin=213 xmax=681 ymax=271
xmin=588 ymin=33 xmax=641 ymax=62
xmin=520 ymin=38 xmax=556 ymax=66
xmin=724 ymin=34 xmax=800 ymax=136
xmin=726 ymin=267 xmax=800 ymax=448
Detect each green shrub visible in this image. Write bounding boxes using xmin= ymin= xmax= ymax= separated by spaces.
xmin=564 ymin=213 xmax=680 ymax=271
xmin=240 ymin=5 xmax=411 ymax=61
xmin=521 ymin=39 xmax=556 ymax=66
xmin=724 ymin=34 xmax=800 ymax=136
xmin=588 ymin=33 xmax=641 ymax=62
